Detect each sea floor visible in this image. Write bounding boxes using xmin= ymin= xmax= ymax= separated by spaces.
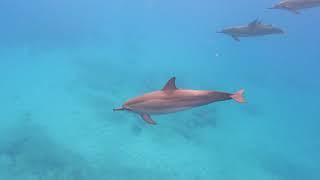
xmin=0 ymin=45 xmax=319 ymax=180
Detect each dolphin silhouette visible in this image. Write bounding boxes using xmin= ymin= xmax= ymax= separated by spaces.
xmin=113 ymin=77 xmax=245 ymax=125
xmin=269 ymin=0 xmax=320 ymax=14
xmin=217 ymin=19 xmax=284 ymax=41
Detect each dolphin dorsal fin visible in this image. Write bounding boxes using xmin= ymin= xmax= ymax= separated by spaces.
xmin=162 ymin=77 xmax=177 ymax=91
xmin=248 ymin=19 xmax=261 ymax=28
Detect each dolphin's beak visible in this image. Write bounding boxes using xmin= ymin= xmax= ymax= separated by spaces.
xmin=113 ymin=107 xmax=126 ymax=111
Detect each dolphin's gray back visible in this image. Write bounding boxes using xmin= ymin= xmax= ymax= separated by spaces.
xmin=285 ymin=0 xmax=320 ymax=9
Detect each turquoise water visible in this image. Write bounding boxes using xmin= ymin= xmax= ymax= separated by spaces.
xmin=0 ymin=1 xmax=319 ymax=179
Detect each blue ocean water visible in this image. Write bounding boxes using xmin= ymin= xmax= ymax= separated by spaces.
xmin=0 ymin=0 xmax=319 ymax=179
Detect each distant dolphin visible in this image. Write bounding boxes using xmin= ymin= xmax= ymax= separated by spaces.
xmin=269 ymin=0 xmax=320 ymax=14
xmin=113 ymin=77 xmax=245 ymax=125
xmin=217 ymin=20 xmax=284 ymax=41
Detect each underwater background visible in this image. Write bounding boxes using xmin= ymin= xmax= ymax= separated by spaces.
xmin=0 ymin=0 xmax=319 ymax=180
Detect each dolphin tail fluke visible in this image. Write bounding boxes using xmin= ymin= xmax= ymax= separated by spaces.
xmin=230 ymin=89 xmax=245 ymax=103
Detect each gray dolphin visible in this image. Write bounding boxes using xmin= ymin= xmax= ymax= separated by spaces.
xmin=217 ymin=20 xmax=284 ymax=41
xmin=269 ymin=0 xmax=320 ymax=14
xmin=113 ymin=77 xmax=245 ymax=125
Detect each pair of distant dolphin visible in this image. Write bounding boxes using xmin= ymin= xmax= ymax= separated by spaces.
xmin=270 ymin=0 xmax=320 ymax=14
xmin=114 ymin=77 xmax=245 ymax=125
xmin=218 ymin=0 xmax=320 ymax=41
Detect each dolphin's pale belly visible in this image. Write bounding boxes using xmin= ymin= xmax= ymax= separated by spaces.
xmin=128 ymin=99 xmax=209 ymax=114
xmin=237 ymin=29 xmax=276 ymax=37
xmin=132 ymin=104 xmax=191 ymax=114
xmin=124 ymin=90 xmax=231 ymax=115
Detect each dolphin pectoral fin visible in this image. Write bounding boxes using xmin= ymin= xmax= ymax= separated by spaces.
xmin=162 ymin=77 xmax=178 ymax=91
xmin=284 ymin=6 xmax=300 ymax=14
xmin=290 ymin=9 xmax=300 ymax=14
xmin=140 ymin=113 xmax=157 ymax=125
xmin=232 ymin=35 xmax=240 ymax=42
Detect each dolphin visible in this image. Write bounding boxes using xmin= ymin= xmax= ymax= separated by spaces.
xmin=217 ymin=19 xmax=284 ymax=41
xmin=269 ymin=0 xmax=320 ymax=14
xmin=113 ymin=77 xmax=245 ymax=125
